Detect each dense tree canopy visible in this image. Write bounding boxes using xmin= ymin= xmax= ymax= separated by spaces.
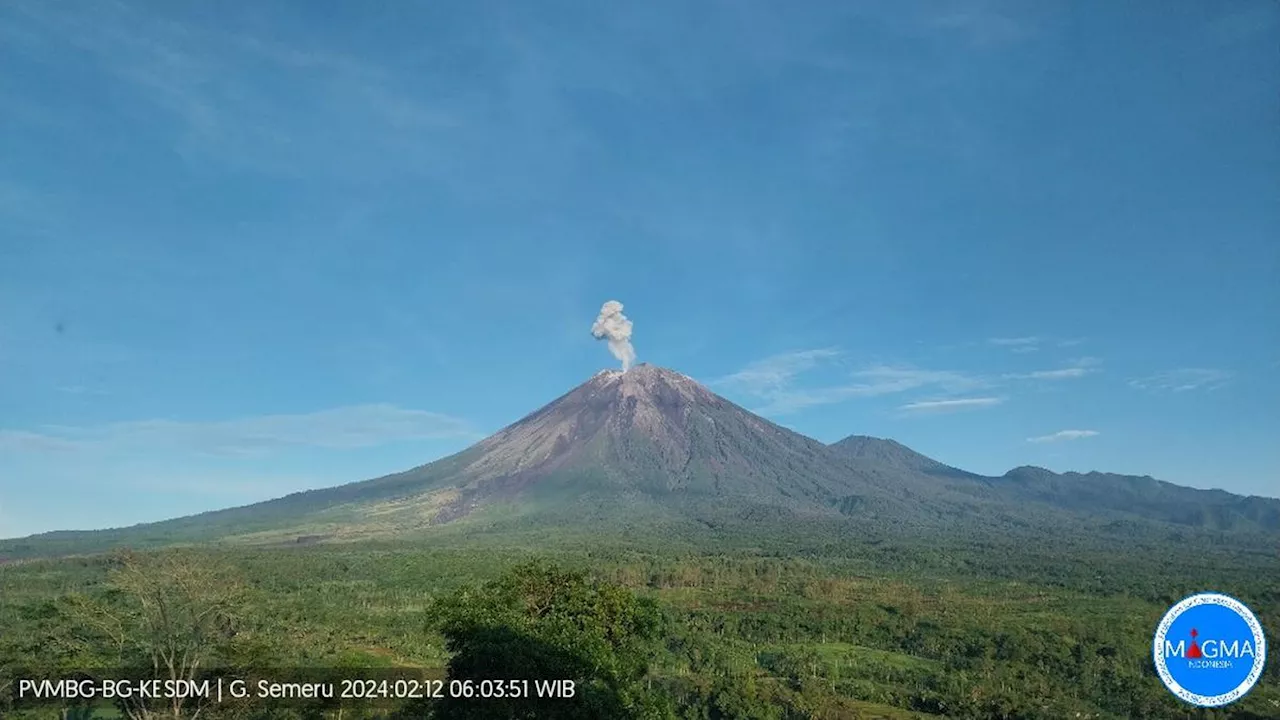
xmin=2 ymin=542 xmax=1277 ymax=719
xmin=429 ymin=561 xmax=670 ymax=719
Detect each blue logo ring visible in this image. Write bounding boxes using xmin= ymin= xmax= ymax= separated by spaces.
xmin=1153 ymin=592 xmax=1267 ymax=707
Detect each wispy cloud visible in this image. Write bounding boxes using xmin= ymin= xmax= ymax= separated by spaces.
xmin=0 ymin=431 xmax=83 ymax=453
xmin=125 ymin=472 xmax=323 ymax=499
xmin=1129 ymin=368 xmax=1233 ymax=393
xmin=1006 ymin=357 xmax=1102 ymax=381
xmin=703 ymin=343 xmax=1103 ymax=417
xmin=987 ymin=336 xmax=1086 ymax=354
xmin=921 ymin=3 xmax=1035 ymax=47
xmin=1023 ymin=368 xmax=1091 ymax=380
xmin=1027 ymin=429 xmax=1100 ymax=443
xmin=712 ymin=349 xmax=841 ymax=396
xmin=852 ymin=366 xmax=987 ymax=394
xmin=989 ymin=336 xmax=1040 ymax=348
xmin=713 ymin=350 xmax=988 ymax=415
xmin=0 ymin=0 xmax=532 ymax=193
xmin=898 ymin=397 xmax=1003 ymax=414
xmin=0 ymin=404 xmax=481 ymax=457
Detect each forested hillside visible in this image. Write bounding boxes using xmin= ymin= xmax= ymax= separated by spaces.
xmin=3 ymin=533 xmax=1277 ymax=719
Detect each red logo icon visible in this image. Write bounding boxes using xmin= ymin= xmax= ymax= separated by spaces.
xmin=1187 ymin=628 xmax=1204 ymax=659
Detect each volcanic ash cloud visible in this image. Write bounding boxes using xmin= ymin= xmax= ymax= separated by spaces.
xmin=591 ymin=300 xmax=636 ymax=371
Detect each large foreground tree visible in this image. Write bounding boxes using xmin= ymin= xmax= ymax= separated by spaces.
xmin=64 ymin=550 xmax=246 ymax=720
xmin=429 ymin=561 xmax=671 ymax=720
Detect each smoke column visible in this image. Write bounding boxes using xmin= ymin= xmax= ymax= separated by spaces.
xmin=591 ymin=300 xmax=636 ymax=371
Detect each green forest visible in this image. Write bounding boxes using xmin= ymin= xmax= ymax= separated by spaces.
xmin=2 ymin=532 xmax=1277 ymax=719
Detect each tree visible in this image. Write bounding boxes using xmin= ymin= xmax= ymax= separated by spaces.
xmin=65 ymin=549 xmax=246 ymax=720
xmin=428 ymin=561 xmax=672 ymax=719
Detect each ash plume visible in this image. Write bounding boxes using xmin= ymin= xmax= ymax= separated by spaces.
xmin=591 ymin=300 xmax=636 ymax=371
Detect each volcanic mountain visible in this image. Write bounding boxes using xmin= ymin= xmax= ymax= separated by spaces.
xmin=248 ymin=363 xmax=937 ymax=534
xmin=3 ymin=364 xmax=1278 ymax=558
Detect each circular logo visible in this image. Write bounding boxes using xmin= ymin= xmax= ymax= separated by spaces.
xmin=1153 ymin=592 xmax=1267 ymax=707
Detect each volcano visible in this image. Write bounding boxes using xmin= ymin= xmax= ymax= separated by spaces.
xmin=4 ymin=364 xmax=1278 ymax=558
xmin=252 ymin=363 xmax=930 ymax=534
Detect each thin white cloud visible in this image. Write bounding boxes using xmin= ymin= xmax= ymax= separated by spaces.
xmin=1027 ymin=429 xmax=1100 ymax=443
xmin=1006 ymin=357 xmax=1102 ymax=381
xmin=0 ymin=404 xmax=480 ymax=457
xmin=996 ymin=340 xmax=1039 ymax=354
xmin=1024 ymin=368 xmax=1090 ymax=380
xmin=988 ymin=336 xmax=1086 ymax=353
xmin=989 ymin=336 xmax=1040 ymax=347
xmin=711 ymin=348 xmax=842 ymax=395
xmin=852 ymin=365 xmax=987 ymax=393
xmin=125 ymin=472 xmax=324 ymax=499
xmin=922 ymin=4 xmax=1034 ymax=47
xmin=1129 ymin=368 xmax=1233 ymax=393
xmin=0 ymin=430 xmax=84 ymax=453
xmin=2 ymin=0 xmax=499 ymax=189
xmin=898 ymin=397 xmax=1003 ymax=414
xmin=714 ymin=351 xmax=989 ymax=415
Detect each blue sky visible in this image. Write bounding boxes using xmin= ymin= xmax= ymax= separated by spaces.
xmin=1 ymin=1 xmax=1277 ymax=539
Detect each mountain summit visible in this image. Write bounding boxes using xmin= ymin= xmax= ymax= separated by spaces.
xmin=829 ymin=435 xmax=976 ymax=479
xmin=374 ymin=363 xmax=885 ymax=525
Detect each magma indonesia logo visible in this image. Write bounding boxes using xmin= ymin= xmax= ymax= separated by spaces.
xmin=1153 ymin=592 xmax=1267 ymax=707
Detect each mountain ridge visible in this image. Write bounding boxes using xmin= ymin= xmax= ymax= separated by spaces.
xmin=2 ymin=364 xmax=1276 ymax=558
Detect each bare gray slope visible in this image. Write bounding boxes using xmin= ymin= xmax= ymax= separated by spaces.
xmin=352 ymin=364 xmax=908 ymax=520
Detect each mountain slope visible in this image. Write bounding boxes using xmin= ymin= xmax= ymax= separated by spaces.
xmin=1 ymin=366 xmax=908 ymax=556
xmin=334 ymin=364 xmax=906 ymax=520
xmin=828 ymin=435 xmax=980 ymax=479
xmin=2 ymin=365 xmax=1277 ymax=559
xmin=993 ymin=466 xmax=1280 ymax=532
